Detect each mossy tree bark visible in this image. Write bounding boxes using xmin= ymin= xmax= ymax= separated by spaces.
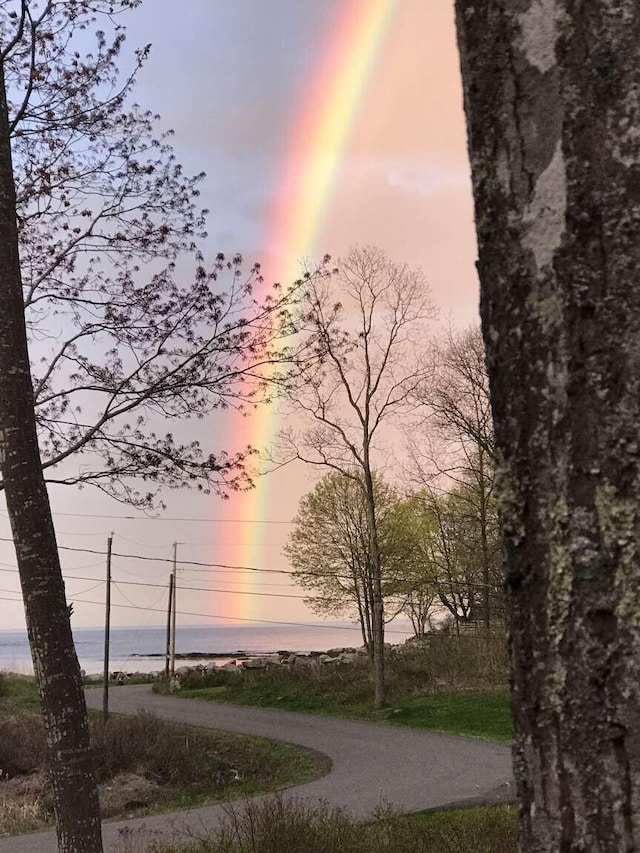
xmin=0 ymin=59 xmax=103 ymax=853
xmin=455 ymin=2 xmax=640 ymax=850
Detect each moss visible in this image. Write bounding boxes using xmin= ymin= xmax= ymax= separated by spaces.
xmin=595 ymin=481 xmax=640 ymax=622
xmin=493 ymin=458 xmax=526 ymax=547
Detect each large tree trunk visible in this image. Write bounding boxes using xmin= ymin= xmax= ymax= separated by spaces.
xmin=0 ymin=60 xmax=103 ymax=853
xmin=455 ymin=2 xmax=640 ymax=850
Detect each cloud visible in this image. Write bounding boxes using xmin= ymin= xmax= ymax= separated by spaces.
xmin=346 ymin=157 xmax=471 ymax=199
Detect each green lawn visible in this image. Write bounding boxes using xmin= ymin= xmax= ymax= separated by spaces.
xmin=0 ymin=672 xmax=40 ymax=713
xmin=179 ymin=682 xmax=512 ymax=742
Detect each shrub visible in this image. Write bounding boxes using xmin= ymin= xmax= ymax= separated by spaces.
xmin=90 ymin=713 xmax=235 ymax=791
xmin=0 ymin=715 xmax=47 ymax=778
xmin=176 ymin=638 xmax=508 ymax=708
xmin=137 ymin=797 xmax=518 ymax=853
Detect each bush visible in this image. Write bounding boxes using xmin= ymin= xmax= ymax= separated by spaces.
xmin=0 ymin=715 xmax=47 ymax=777
xmin=91 ymin=713 xmax=237 ymax=791
xmin=138 ymin=797 xmax=518 ymax=853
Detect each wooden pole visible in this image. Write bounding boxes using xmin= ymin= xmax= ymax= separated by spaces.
xmin=165 ymin=572 xmax=174 ymax=678
xmin=170 ymin=542 xmax=177 ymax=677
xmin=102 ymin=534 xmax=113 ymax=722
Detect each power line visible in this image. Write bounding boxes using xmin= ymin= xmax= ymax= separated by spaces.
xmin=0 ymin=509 xmax=293 ymax=524
xmin=0 ymin=538 xmax=504 ymax=591
xmin=0 ymin=567 xmax=503 ymax=606
xmin=65 ymin=595 xmax=413 ymax=635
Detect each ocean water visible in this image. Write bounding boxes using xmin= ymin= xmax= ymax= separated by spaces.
xmin=0 ymin=621 xmax=414 ymax=676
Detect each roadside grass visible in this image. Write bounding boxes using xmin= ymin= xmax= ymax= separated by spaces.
xmin=0 ymin=672 xmax=40 ymax=713
xmin=0 ymin=673 xmax=328 ymax=837
xmin=171 ymin=638 xmax=512 ymax=742
xmin=116 ymin=797 xmax=518 ymax=853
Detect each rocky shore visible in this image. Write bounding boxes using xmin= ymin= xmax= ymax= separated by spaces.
xmin=91 ymin=645 xmax=373 ymax=683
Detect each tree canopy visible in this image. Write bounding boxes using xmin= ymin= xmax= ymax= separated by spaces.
xmin=284 ymin=470 xmax=405 ymax=653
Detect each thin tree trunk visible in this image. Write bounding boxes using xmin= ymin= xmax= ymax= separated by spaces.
xmin=353 ymin=576 xmax=371 ymax=658
xmin=478 ymin=450 xmax=491 ymax=637
xmin=0 ymin=59 xmax=103 ymax=853
xmin=362 ymin=459 xmax=385 ymax=708
xmin=456 ymin=2 xmax=640 ymax=849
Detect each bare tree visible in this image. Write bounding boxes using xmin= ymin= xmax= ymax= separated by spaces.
xmin=277 ymin=245 xmax=436 ymax=706
xmin=2 ymin=0 xmax=298 ymax=508
xmin=411 ymin=327 xmax=498 ymax=634
xmin=456 ymin=2 xmax=640 ymax=848
xmin=0 ymin=31 xmax=102 ymax=853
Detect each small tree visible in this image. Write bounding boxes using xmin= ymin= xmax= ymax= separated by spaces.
xmin=385 ymin=494 xmax=439 ymax=638
xmin=277 ymin=245 xmax=436 ymax=706
xmin=284 ymin=471 xmax=403 ymax=654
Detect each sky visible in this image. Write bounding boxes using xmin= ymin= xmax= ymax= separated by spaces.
xmin=0 ymin=1 xmax=480 ymax=632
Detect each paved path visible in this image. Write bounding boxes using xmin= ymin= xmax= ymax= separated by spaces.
xmin=0 ymin=685 xmax=514 ymax=853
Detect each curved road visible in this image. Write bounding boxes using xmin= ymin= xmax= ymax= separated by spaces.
xmin=0 ymin=685 xmax=513 ymax=853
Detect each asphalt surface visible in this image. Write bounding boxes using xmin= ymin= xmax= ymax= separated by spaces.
xmin=0 ymin=685 xmax=514 ymax=852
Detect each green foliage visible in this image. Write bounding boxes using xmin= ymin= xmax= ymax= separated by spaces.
xmin=141 ymin=798 xmax=518 ymax=853
xmin=285 ymin=471 xmax=422 ymax=651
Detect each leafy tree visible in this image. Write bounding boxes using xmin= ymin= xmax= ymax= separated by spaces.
xmin=285 ymin=471 xmax=405 ymax=654
xmin=384 ymin=494 xmax=439 ymax=637
xmin=456 ymin=2 xmax=640 ymax=847
xmin=277 ymin=245 xmax=436 ymax=706
xmin=3 ymin=0 xmax=297 ymax=508
xmin=396 ymin=485 xmax=502 ymax=635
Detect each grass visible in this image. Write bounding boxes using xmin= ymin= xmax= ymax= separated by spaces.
xmin=170 ymin=638 xmax=512 ymax=742
xmin=0 ymin=672 xmax=40 ymax=714
xmin=0 ymin=673 xmax=328 ymax=836
xmin=115 ymin=797 xmax=518 ymax=853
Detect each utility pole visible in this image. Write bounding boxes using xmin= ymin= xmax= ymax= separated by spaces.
xmin=102 ymin=533 xmax=113 ymax=722
xmin=170 ymin=541 xmax=177 ymax=677
xmin=165 ymin=571 xmax=174 ymax=678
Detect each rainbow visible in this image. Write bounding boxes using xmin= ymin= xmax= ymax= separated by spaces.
xmin=223 ymin=0 xmax=399 ymax=620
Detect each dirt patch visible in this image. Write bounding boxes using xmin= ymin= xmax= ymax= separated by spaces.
xmin=99 ymin=772 xmax=163 ymax=818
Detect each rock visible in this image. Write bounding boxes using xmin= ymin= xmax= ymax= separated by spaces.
xmin=220 ymin=661 xmax=237 ymax=671
xmin=242 ymin=655 xmax=280 ymax=669
xmin=203 ymin=661 xmax=218 ymax=671
xmin=318 ymin=654 xmax=339 ymax=664
xmin=174 ymin=666 xmax=194 ymax=677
